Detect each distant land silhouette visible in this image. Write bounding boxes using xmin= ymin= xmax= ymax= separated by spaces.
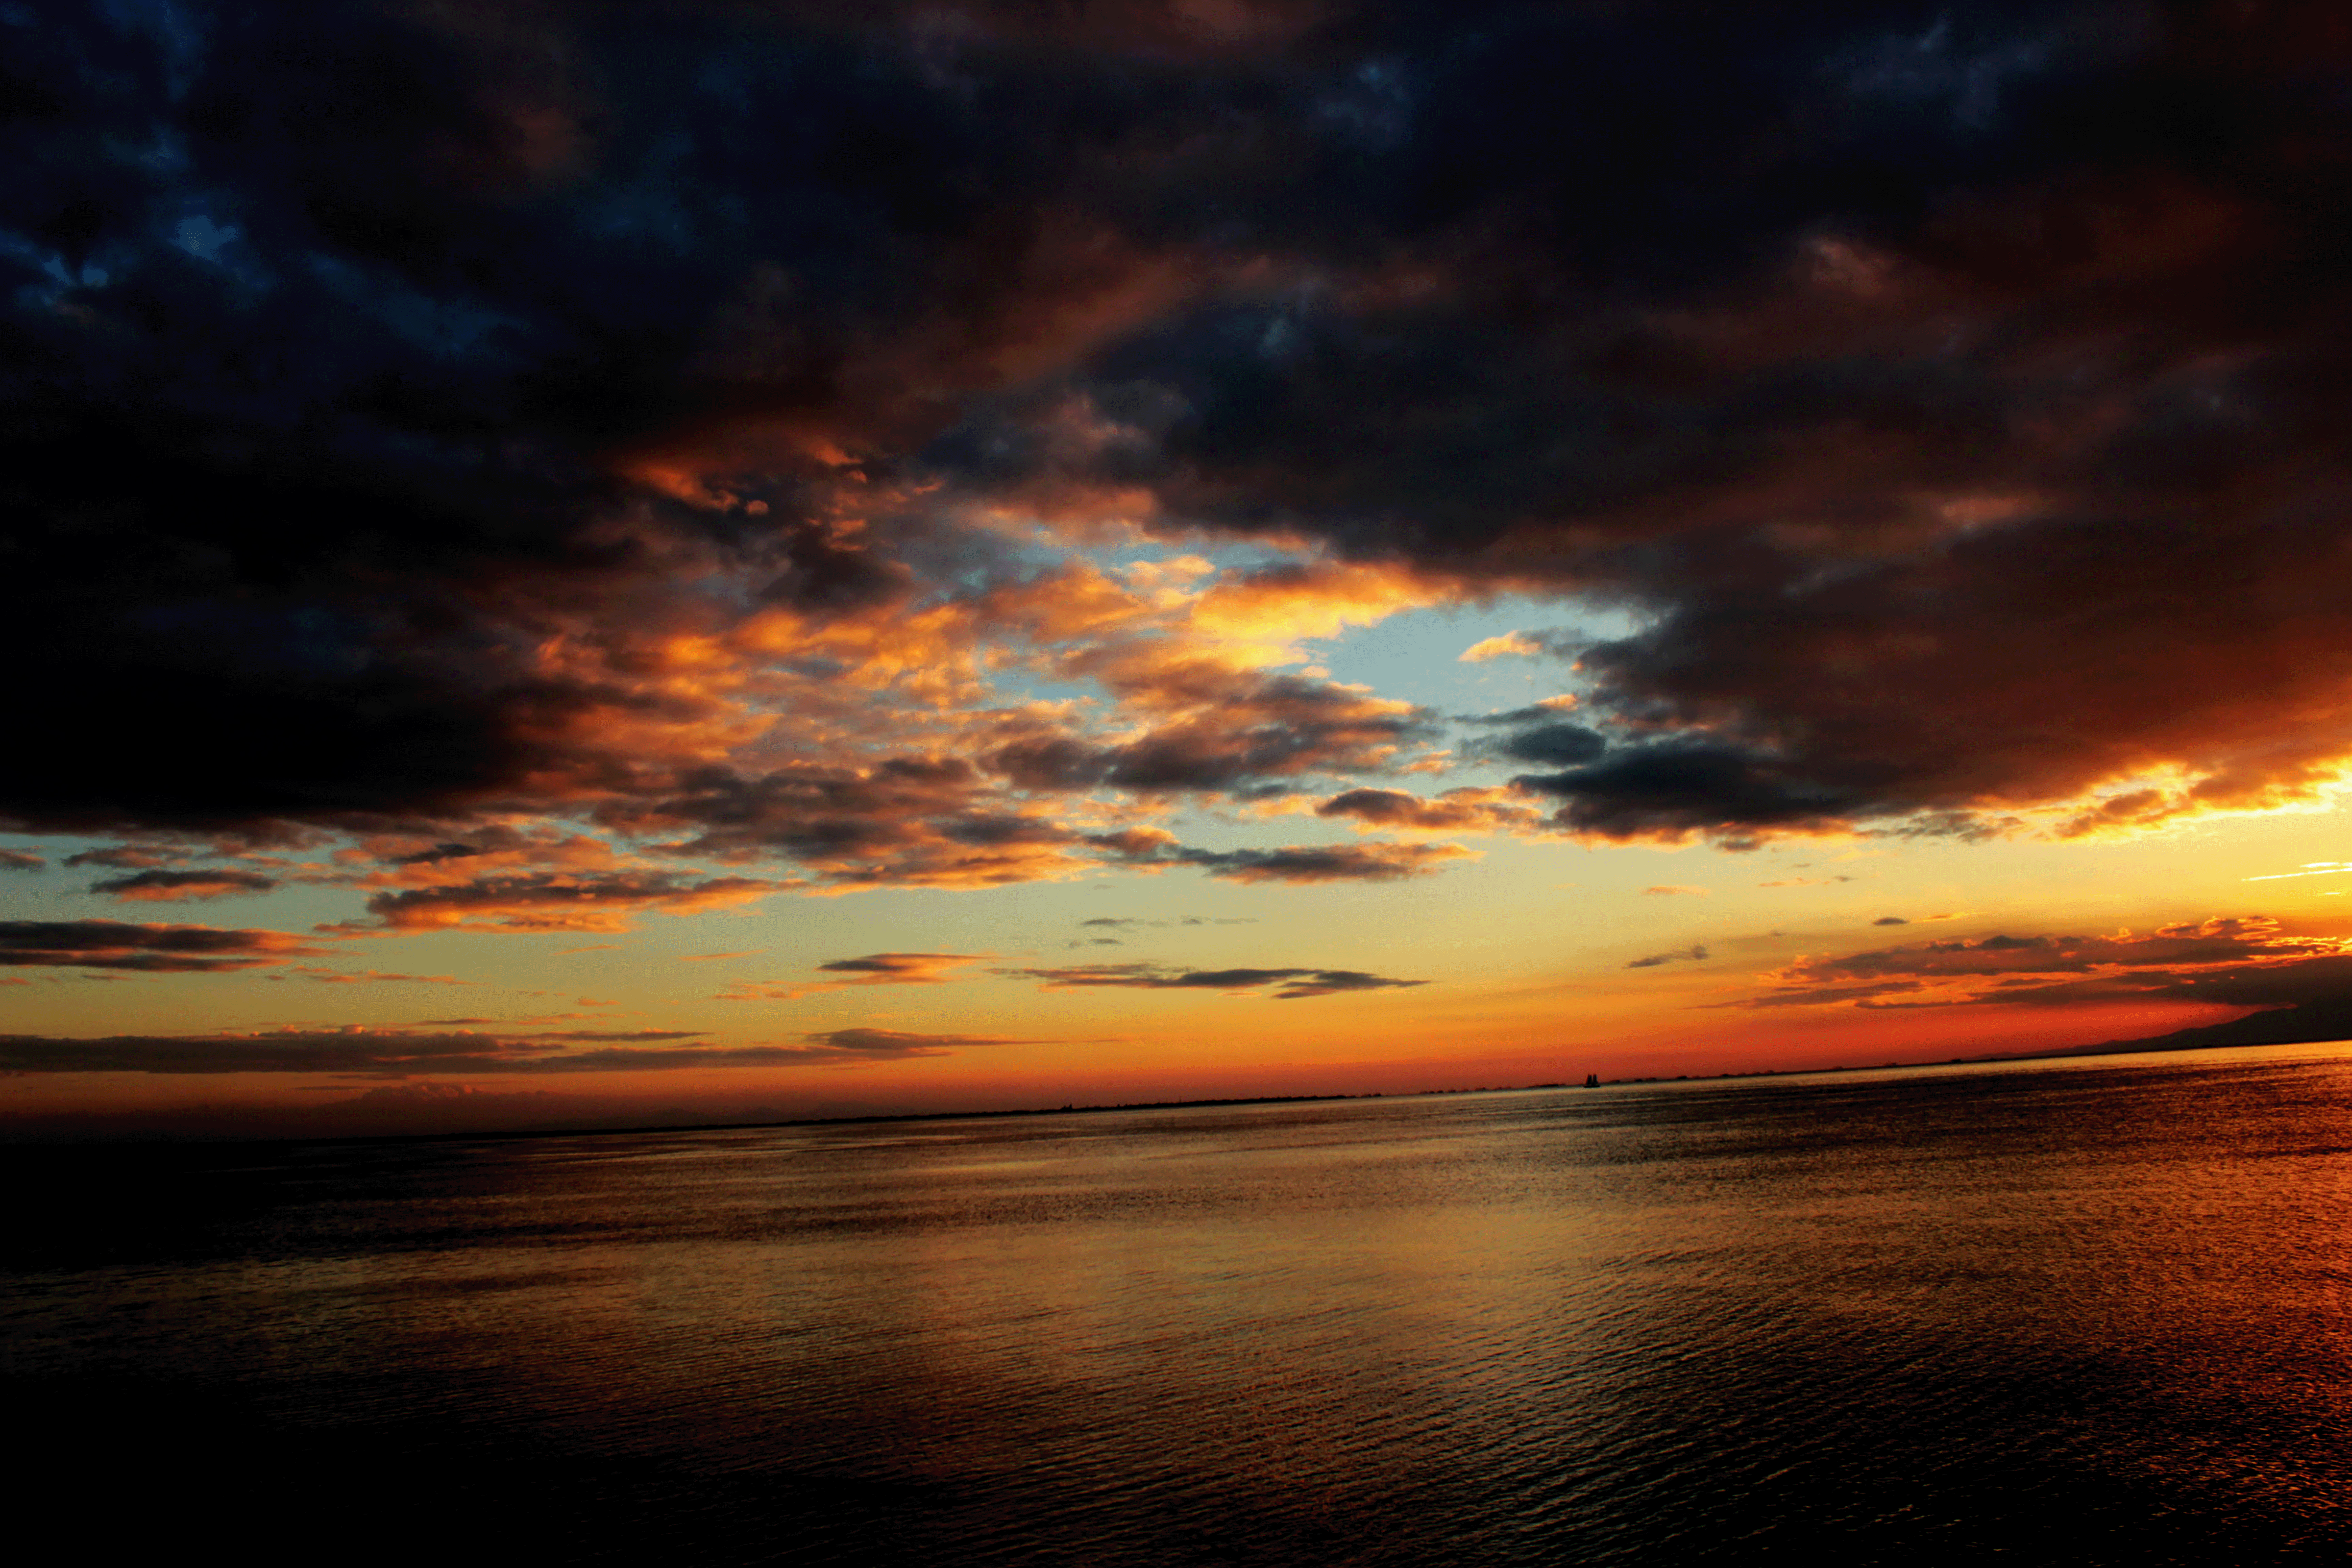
xmin=2003 ymin=996 xmax=2352 ymax=1061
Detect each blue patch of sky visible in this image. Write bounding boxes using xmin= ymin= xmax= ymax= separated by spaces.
xmin=963 ymin=535 xmax=1644 ymax=759
xmin=1308 ymin=595 xmax=1635 ymax=716
xmin=0 ymin=834 xmax=326 ymax=923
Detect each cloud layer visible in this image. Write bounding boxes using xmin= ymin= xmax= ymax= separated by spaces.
xmin=0 ymin=1023 xmax=1042 ymax=1075
xmin=8 ymin=0 xmax=2352 ymax=901
xmin=1729 ymin=916 xmax=2352 ymax=1012
xmin=0 ymin=920 xmax=321 ymax=973
xmin=997 ymin=963 xmax=1424 ymax=1000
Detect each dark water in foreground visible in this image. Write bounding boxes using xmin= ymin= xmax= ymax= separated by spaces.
xmin=6 ymin=1047 xmax=2349 ymax=1564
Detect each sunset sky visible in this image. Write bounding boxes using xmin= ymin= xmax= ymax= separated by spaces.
xmin=7 ymin=0 xmax=2352 ymax=1136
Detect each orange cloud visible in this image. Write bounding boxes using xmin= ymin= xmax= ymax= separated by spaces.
xmin=1186 ymin=561 xmax=1444 ymax=661
xmin=1315 ymin=786 xmax=1550 ymax=836
xmin=351 ymin=872 xmax=778 ymax=933
xmin=1459 ymin=631 xmax=1545 ymax=662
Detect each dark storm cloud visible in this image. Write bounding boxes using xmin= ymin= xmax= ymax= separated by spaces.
xmin=948 ymin=4 xmax=2352 ymax=840
xmin=9 ymin=1 xmax=2352 ymax=851
xmin=0 ymin=0 xmax=1143 ymax=833
xmin=1512 ymin=741 xmax=1871 ymax=845
xmin=1449 ymin=718 xmax=1612 ymax=772
xmin=0 ymin=850 xmax=43 ymax=871
xmin=0 ymin=919 xmax=322 ymax=971
xmin=1000 ymin=962 xmax=1423 ymax=999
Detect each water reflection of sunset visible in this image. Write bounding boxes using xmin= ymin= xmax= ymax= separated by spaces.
xmin=12 ymin=1053 xmax=2345 ymax=1558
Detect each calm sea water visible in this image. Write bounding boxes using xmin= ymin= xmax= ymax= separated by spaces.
xmin=6 ymin=1047 xmax=2348 ymax=1564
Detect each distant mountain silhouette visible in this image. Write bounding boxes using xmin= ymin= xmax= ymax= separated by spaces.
xmin=2070 ymin=995 xmax=2352 ymax=1057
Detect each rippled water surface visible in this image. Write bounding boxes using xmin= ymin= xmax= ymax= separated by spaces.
xmin=7 ymin=1047 xmax=2350 ymax=1563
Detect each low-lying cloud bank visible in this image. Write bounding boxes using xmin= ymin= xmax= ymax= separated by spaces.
xmin=997 ymin=964 xmax=1424 ymax=1000
xmin=0 ymin=921 xmax=322 ymax=973
xmin=1725 ymin=916 xmax=2352 ymax=1018
xmin=0 ymin=1025 xmax=1045 ymax=1076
